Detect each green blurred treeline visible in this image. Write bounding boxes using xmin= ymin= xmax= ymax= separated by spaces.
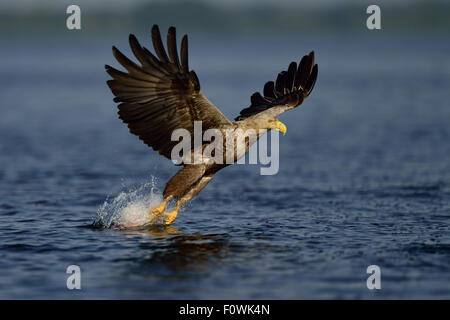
xmin=1 ymin=0 xmax=449 ymax=35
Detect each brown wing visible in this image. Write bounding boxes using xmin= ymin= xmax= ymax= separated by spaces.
xmin=235 ymin=52 xmax=318 ymax=120
xmin=105 ymin=25 xmax=231 ymax=159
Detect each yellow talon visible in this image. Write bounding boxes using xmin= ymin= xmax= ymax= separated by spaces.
xmin=148 ymin=200 xmax=168 ymax=222
xmin=164 ymin=209 xmax=179 ymax=225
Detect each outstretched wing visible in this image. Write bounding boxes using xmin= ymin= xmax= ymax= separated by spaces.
xmin=235 ymin=52 xmax=318 ymax=120
xmin=106 ymin=25 xmax=231 ymax=159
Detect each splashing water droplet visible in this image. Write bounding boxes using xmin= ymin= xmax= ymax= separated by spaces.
xmin=94 ymin=179 xmax=164 ymax=229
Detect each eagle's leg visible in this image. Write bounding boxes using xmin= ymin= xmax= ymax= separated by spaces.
xmin=164 ymin=174 xmax=214 ymax=225
xmin=147 ymin=164 xmax=206 ymax=224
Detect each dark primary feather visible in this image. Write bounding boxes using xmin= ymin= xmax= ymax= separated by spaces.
xmin=167 ymin=26 xmax=181 ymax=69
xmin=105 ymin=25 xmax=231 ymax=160
xmin=235 ymin=51 xmax=318 ymax=120
xmin=180 ymin=35 xmax=189 ymax=73
xmin=151 ymin=25 xmax=170 ymax=64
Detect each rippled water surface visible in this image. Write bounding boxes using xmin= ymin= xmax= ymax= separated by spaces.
xmin=0 ymin=32 xmax=449 ymax=299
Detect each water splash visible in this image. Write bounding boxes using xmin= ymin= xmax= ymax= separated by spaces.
xmin=94 ymin=179 xmax=164 ymax=229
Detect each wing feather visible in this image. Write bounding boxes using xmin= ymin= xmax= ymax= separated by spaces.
xmin=151 ymin=25 xmax=170 ymax=64
xmin=167 ymin=26 xmax=181 ymax=69
xmin=180 ymin=35 xmax=189 ymax=73
xmin=106 ymin=25 xmax=231 ymax=160
xmin=263 ymin=81 xmax=276 ymax=99
xmin=235 ymin=51 xmax=318 ymax=120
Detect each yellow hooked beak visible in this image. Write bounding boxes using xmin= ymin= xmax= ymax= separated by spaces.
xmin=270 ymin=120 xmax=287 ymax=136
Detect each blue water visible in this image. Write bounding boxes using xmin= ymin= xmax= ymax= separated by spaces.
xmin=0 ymin=31 xmax=449 ymax=299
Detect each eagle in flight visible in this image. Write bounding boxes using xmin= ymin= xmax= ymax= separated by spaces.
xmin=105 ymin=25 xmax=318 ymax=225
